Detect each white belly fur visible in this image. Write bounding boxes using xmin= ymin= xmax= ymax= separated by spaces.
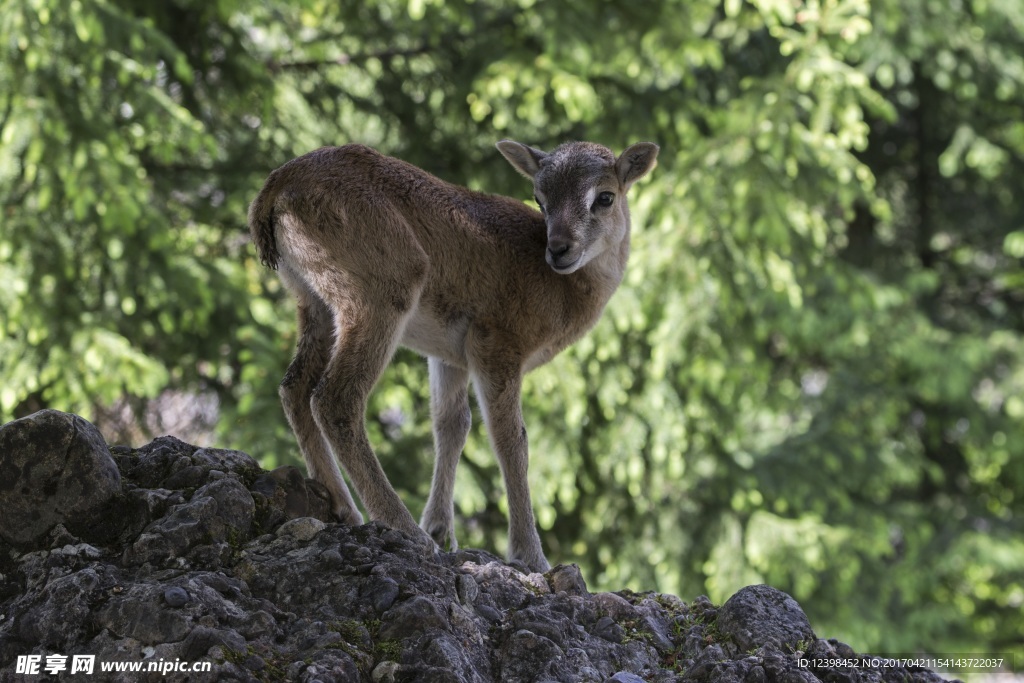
xmin=401 ymin=309 xmax=469 ymax=368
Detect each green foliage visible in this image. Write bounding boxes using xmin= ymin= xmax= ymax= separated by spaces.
xmin=2 ymin=0 xmax=1022 ymax=666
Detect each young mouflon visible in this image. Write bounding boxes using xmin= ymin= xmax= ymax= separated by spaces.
xmin=248 ymin=140 xmax=658 ymax=571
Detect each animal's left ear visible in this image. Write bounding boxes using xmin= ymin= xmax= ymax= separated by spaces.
xmin=615 ymin=142 xmax=659 ymax=188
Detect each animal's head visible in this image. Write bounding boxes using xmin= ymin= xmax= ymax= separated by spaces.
xmin=497 ymin=139 xmax=659 ymax=274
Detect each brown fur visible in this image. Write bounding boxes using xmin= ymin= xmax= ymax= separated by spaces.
xmin=248 ymin=140 xmax=658 ymax=571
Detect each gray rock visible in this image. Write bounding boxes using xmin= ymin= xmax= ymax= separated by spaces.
xmin=181 ymin=625 xmax=247 ymax=659
xmin=689 ymin=642 xmax=728 ymax=679
xmin=593 ymin=615 xmax=625 ymax=643
xmin=497 ymin=629 xmax=566 ymax=682
xmin=593 ymin=591 xmax=639 ymax=620
xmin=55 ymin=542 xmax=103 ymax=559
xmin=251 ymin=465 xmax=335 ymax=530
xmin=0 ymin=410 xmax=120 ymax=545
xmin=372 ymin=660 xmax=401 ymax=682
xmin=634 ymin=597 xmax=676 ymax=653
xmin=163 ymin=586 xmax=190 ymax=607
xmin=97 ymin=583 xmax=192 ymax=644
xmin=123 ymin=476 xmax=255 ymax=566
xmin=607 ymin=673 xmax=646 ymax=683
xmin=456 ymin=571 xmax=479 ymax=606
xmin=190 ymin=447 xmax=261 ymax=474
xmin=548 ymin=563 xmax=589 ymax=595
xmin=364 ymin=576 xmax=401 ymax=614
xmin=476 ymin=604 xmax=502 ymax=622
xmin=276 ymin=516 xmax=326 ymax=541
xmin=379 ymin=595 xmax=451 ymax=640
xmin=717 ymin=584 xmax=815 ymax=651
xmin=16 ymin=567 xmax=104 ymax=649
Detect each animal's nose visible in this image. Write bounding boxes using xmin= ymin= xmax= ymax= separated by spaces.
xmin=547 ymin=238 xmax=571 ymax=262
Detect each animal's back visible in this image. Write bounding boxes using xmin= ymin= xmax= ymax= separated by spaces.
xmin=250 ymin=144 xmax=559 ymax=366
xmin=253 ymin=143 xmax=546 ymax=265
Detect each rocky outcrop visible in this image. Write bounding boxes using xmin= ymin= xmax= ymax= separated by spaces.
xmin=0 ymin=410 xmax=955 ymax=682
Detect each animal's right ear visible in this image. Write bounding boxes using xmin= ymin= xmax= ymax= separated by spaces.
xmin=496 ymin=140 xmax=548 ymax=179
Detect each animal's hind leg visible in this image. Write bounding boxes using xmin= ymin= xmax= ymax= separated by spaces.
xmin=295 ymin=224 xmax=433 ymax=544
xmin=309 ymin=298 xmax=429 ymax=543
xmin=421 ymin=357 xmax=471 ymax=550
xmin=278 ymin=269 xmax=362 ymax=524
xmin=279 ymin=201 xmax=432 ymax=547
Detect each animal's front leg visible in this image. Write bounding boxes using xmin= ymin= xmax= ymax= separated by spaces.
xmin=421 ymin=358 xmax=472 ymax=550
xmin=473 ymin=370 xmax=550 ymax=573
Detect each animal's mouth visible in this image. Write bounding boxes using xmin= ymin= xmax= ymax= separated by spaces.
xmin=548 ymin=251 xmax=583 ymax=274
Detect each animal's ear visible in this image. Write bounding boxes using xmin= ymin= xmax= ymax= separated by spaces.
xmin=496 ymin=140 xmax=548 ymax=179
xmin=615 ymin=142 xmax=659 ymax=188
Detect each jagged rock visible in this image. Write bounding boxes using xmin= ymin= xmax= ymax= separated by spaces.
xmin=0 ymin=412 xmax=959 ymax=682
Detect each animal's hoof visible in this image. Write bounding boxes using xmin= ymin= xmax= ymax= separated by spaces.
xmin=409 ymin=527 xmax=441 ymax=559
xmin=335 ymin=507 xmax=365 ymax=527
xmin=509 ymin=550 xmax=551 ymax=574
xmin=423 ymin=521 xmax=459 ymax=552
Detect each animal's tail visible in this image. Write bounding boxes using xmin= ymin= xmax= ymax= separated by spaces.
xmin=248 ymin=171 xmax=283 ymax=270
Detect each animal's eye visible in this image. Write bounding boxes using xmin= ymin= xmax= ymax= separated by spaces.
xmin=534 ymin=195 xmax=546 ymax=213
xmin=593 ymin=191 xmax=614 ymax=209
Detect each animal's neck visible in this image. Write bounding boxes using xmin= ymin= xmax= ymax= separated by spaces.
xmin=585 ymin=226 xmax=630 ymax=301
xmin=558 ymin=225 xmax=630 ymax=335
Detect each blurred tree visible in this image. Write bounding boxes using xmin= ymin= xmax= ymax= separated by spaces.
xmin=1 ymin=0 xmax=1021 ymax=665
